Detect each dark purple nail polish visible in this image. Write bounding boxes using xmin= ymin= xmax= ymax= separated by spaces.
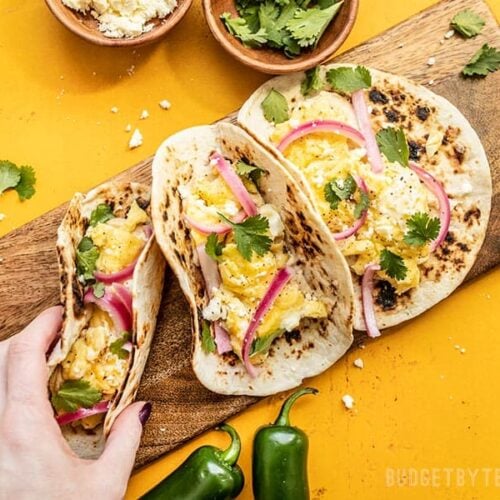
xmin=139 ymin=402 xmax=152 ymax=426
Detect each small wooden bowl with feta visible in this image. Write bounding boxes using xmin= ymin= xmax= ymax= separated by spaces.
xmin=45 ymin=0 xmax=193 ymax=47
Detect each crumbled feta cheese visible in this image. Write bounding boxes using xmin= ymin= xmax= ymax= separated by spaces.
xmin=129 ymin=129 xmax=143 ymax=149
xmin=0 ymin=213 xmax=5 ymax=222
xmin=259 ymin=204 xmax=284 ymax=238
xmin=159 ymin=99 xmax=171 ymax=110
xmin=342 ymin=394 xmax=355 ymax=409
xmin=125 ymin=124 xmax=132 ymax=133
xmin=427 ymin=57 xmax=436 ymax=66
xmin=398 ymin=43 xmax=404 ymax=48
xmin=444 ymin=29 xmax=454 ymax=39
xmin=140 ymin=109 xmax=149 ymax=120
xmin=203 ymin=296 xmax=226 ymax=321
xmin=353 ymin=358 xmax=364 ymax=369
xmin=428 ymin=79 xmax=435 ymax=85
xmin=61 ymin=0 xmax=178 ymax=39
xmin=110 ymin=106 xmax=119 ymax=113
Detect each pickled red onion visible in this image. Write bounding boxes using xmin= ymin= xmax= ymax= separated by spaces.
xmin=277 ymin=119 xmax=365 ymax=152
xmin=111 ymin=283 xmax=133 ymax=318
xmin=185 ymin=211 xmax=247 ymax=235
xmin=94 ymin=259 xmax=137 ymax=284
xmin=409 ymin=161 xmax=450 ymax=252
xmin=56 ymin=400 xmax=110 ymax=426
xmin=214 ymin=323 xmax=232 ymax=354
xmin=210 ymin=152 xmax=258 ymax=217
xmin=84 ymin=287 xmax=132 ymax=332
xmin=196 ymin=244 xmax=221 ymax=296
xmin=242 ymin=267 xmax=293 ymax=377
xmin=361 ymin=264 xmax=381 ymax=338
xmin=352 ymin=90 xmax=384 ymax=173
xmin=333 ymin=177 xmax=369 ymax=240
xmin=143 ymin=224 xmax=153 ymax=239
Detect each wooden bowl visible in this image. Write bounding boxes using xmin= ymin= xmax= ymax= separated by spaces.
xmin=202 ymin=0 xmax=359 ymax=74
xmin=45 ymin=0 xmax=193 ymax=47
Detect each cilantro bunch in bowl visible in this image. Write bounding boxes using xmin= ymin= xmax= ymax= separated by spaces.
xmin=203 ymin=0 xmax=358 ymax=74
xmin=222 ymin=0 xmax=344 ymax=57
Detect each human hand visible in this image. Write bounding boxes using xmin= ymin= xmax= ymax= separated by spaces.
xmin=0 ymin=306 xmax=150 ymax=500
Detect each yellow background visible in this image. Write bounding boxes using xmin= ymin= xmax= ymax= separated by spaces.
xmin=1 ymin=0 xmax=499 ymax=498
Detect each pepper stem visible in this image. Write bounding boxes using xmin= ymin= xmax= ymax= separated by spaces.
xmin=217 ymin=423 xmax=241 ymax=466
xmin=274 ymin=387 xmax=318 ymax=426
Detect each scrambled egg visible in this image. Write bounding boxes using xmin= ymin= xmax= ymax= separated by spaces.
xmin=271 ymin=96 xmax=433 ymax=293
xmin=190 ymin=160 xmax=327 ymax=358
xmin=87 ymin=200 xmax=149 ymax=273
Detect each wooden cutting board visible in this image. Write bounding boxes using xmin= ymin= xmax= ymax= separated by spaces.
xmin=0 ymin=0 xmax=498 ymax=468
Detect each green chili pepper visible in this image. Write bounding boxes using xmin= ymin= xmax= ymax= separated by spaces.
xmin=141 ymin=423 xmax=244 ymax=500
xmin=252 ymin=387 xmax=318 ymax=500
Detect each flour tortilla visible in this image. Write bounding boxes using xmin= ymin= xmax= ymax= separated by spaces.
xmin=151 ymin=122 xmax=353 ymax=396
xmin=238 ymin=64 xmax=492 ymax=330
xmin=48 ymin=182 xmax=166 ymax=459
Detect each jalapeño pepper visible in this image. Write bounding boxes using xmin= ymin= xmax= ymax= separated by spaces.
xmin=252 ymin=387 xmax=318 ymax=500
xmin=142 ymin=424 xmax=244 ymax=500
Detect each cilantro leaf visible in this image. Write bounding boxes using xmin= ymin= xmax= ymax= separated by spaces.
xmin=324 ymin=182 xmax=340 ymax=210
xmin=462 ymin=44 xmax=500 ymax=77
xmin=220 ymin=12 xmax=268 ymax=48
xmin=451 ymin=10 xmax=485 ymax=38
xmin=250 ymin=329 xmax=284 ymax=356
xmin=92 ymin=281 xmax=105 ymax=298
xmin=261 ymin=88 xmax=289 ymax=124
xmin=353 ymin=190 xmax=370 ymax=219
xmin=219 ymin=213 xmax=272 ymax=261
xmin=15 ymin=166 xmax=36 ymax=201
xmin=235 ymin=160 xmax=266 ymax=183
xmin=89 ymin=203 xmax=114 ymax=227
xmin=0 ymin=161 xmax=21 ymax=195
xmin=376 ymin=127 xmax=409 ymax=167
xmin=403 ymin=212 xmax=440 ymax=246
xmin=287 ymin=2 xmax=343 ymax=48
xmin=51 ymin=379 xmax=102 ymax=413
xmin=380 ymin=249 xmax=407 ymax=281
xmin=324 ymin=175 xmax=356 ymax=210
xmin=109 ymin=332 xmax=132 ymax=359
xmin=205 ymin=233 xmax=225 ymax=261
xmin=76 ymin=237 xmax=99 ymax=282
xmin=201 ymin=320 xmax=216 ymax=354
xmin=301 ymin=66 xmax=324 ymax=96
xmin=326 ymin=65 xmax=372 ymax=93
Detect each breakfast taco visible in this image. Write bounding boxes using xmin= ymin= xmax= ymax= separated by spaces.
xmin=48 ymin=182 xmax=165 ymax=458
xmin=151 ymin=122 xmax=353 ymax=396
xmin=238 ymin=63 xmax=492 ymax=336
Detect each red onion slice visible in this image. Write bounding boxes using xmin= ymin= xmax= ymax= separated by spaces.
xmin=242 ymin=267 xmax=294 ymax=377
xmin=277 ymin=119 xmax=365 ymax=152
xmin=409 ymin=161 xmax=451 ymax=252
xmin=56 ymin=400 xmax=110 ymax=426
xmin=111 ymin=283 xmax=133 ymax=318
xmin=214 ymin=323 xmax=232 ymax=355
xmin=352 ymin=90 xmax=384 ymax=173
xmin=84 ymin=287 xmax=132 ymax=333
xmin=361 ymin=264 xmax=382 ymax=338
xmin=143 ymin=224 xmax=153 ymax=239
xmin=196 ymin=244 xmax=221 ymax=297
xmin=185 ymin=211 xmax=247 ymax=235
xmin=210 ymin=152 xmax=258 ymax=217
xmin=333 ymin=177 xmax=369 ymax=241
xmin=94 ymin=259 xmax=137 ymax=284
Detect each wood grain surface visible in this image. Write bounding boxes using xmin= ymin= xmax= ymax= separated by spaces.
xmin=0 ymin=0 xmax=498 ymax=468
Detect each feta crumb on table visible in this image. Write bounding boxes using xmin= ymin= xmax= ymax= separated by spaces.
xmin=110 ymin=106 xmax=119 ymax=113
xmin=140 ymin=109 xmax=149 ymax=120
xmin=129 ymin=128 xmax=143 ymax=149
xmin=159 ymin=99 xmax=171 ymax=110
xmin=353 ymin=358 xmax=364 ymax=369
xmin=342 ymin=394 xmax=355 ymax=409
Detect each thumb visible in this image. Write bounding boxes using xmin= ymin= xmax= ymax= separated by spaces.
xmin=99 ymin=402 xmax=151 ymax=486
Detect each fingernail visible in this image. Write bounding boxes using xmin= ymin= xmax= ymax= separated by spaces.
xmin=139 ymin=402 xmax=152 ymax=426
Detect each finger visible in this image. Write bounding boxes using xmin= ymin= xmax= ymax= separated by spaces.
xmin=98 ymin=402 xmax=150 ymax=490
xmin=6 ymin=306 xmax=63 ymax=409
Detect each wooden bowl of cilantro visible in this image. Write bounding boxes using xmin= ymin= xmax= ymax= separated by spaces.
xmin=202 ymin=0 xmax=358 ymax=74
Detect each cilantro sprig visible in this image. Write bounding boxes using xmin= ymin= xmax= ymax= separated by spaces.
xmin=451 ymin=10 xmax=485 ymax=38
xmin=324 ymin=174 xmax=370 ymax=219
xmin=0 ymin=160 xmax=37 ymax=201
xmin=221 ymin=0 xmax=344 ymax=58
xmin=76 ymin=236 xmax=99 ymax=282
xmin=404 ymin=212 xmax=440 ymax=246
xmin=51 ymin=379 xmax=102 ymax=413
xmin=380 ymin=249 xmax=407 ymax=281
xmin=261 ymin=88 xmax=289 ymax=124
xmin=462 ymin=44 xmax=500 ymax=77
xmin=326 ymin=65 xmax=372 ymax=93
xmin=201 ymin=320 xmax=216 ymax=354
xmin=205 ymin=233 xmax=225 ymax=261
xmin=301 ymin=66 xmax=324 ymax=96
xmin=235 ymin=160 xmax=266 ymax=183
xmin=219 ymin=213 xmax=272 ymax=261
xmin=89 ymin=203 xmax=114 ymax=227
xmin=110 ymin=332 xmax=132 ymax=359
xmin=376 ymin=127 xmax=409 ymax=167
